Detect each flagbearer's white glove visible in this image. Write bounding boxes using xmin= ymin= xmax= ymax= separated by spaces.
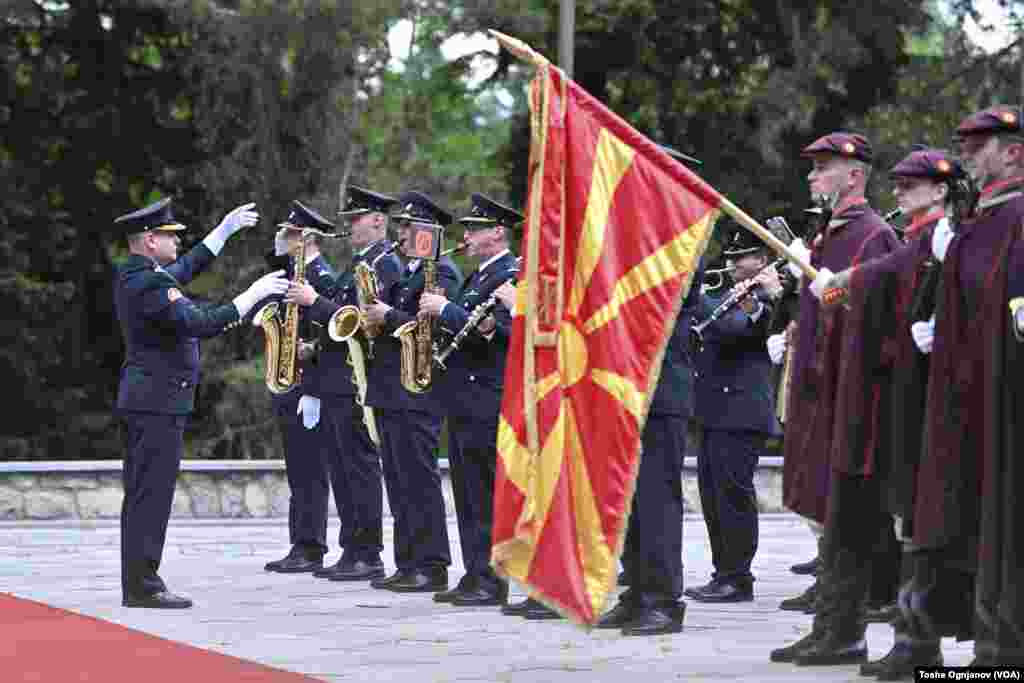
xmin=203 ymin=202 xmax=260 ymax=255
xmin=233 ymin=270 xmax=288 ymax=317
xmin=767 ymin=333 xmax=787 ymax=365
xmin=911 ymin=317 xmax=935 ymax=354
xmin=809 ymin=268 xmax=834 ymax=300
xmin=297 ymin=395 xmax=321 ymax=430
xmin=786 ymin=239 xmax=811 ymax=279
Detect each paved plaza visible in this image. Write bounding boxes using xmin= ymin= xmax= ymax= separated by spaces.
xmin=0 ymin=514 xmax=973 ymax=682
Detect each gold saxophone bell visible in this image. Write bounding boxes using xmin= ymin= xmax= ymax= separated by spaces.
xmin=327 ymin=305 xmax=362 ymax=342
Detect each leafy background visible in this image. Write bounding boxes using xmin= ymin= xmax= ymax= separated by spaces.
xmin=2 ymin=0 xmax=1022 ymax=459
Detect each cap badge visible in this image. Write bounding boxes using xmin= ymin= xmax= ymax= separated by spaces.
xmin=1000 ymin=111 xmax=1017 ymax=125
xmin=842 ymin=142 xmax=856 ymax=155
xmin=936 ymin=159 xmax=952 ymax=174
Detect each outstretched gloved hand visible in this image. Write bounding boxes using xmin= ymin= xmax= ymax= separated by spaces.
xmin=233 ymin=270 xmax=288 ymax=317
xmin=203 ymin=202 xmax=260 ymax=255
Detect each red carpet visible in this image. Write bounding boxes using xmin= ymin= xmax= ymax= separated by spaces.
xmin=0 ymin=593 xmax=322 ymax=681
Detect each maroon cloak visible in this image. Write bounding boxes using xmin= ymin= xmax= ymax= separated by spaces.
xmin=831 ymin=217 xmax=940 ymax=514
xmin=783 ymin=204 xmax=900 ymax=523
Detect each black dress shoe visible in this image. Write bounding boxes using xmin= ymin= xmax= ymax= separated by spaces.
xmin=522 ymin=601 xmax=562 ymax=620
xmin=769 ymin=627 xmax=826 ymax=662
xmin=451 ymin=587 xmax=504 ymax=607
xmin=386 ymin=569 xmax=448 ymax=593
xmin=790 ymin=556 xmax=820 ymax=575
xmin=794 ymin=636 xmax=868 ymax=666
xmin=621 ymin=604 xmax=685 ymax=636
xmin=371 ymin=569 xmax=409 ymax=589
xmin=779 ymin=581 xmax=818 ymax=612
xmin=688 ymin=581 xmax=753 ymax=603
xmin=122 ymin=590 xmax=192 ymax=609
xmin=501 ymin=598 xmax=537 ymax=616
xmin=267 ymin=554 xmax=323 ymax=574
xmin=862 ymin=642 xmax=942 ymax=680
xmin=330 ymin=560 xmax=386 ymax=582
xmin=264 ymin=549 xmax=302 ymax=572
xmin=596 ymin=600 xmax=640 ymax=629
xmin=313 ymin=558 xmax=349 ymax=578
xmin=683 ymin=579 xmax=718 ymax=599
xmin=433 ymin=577 xmax=476 ymax=603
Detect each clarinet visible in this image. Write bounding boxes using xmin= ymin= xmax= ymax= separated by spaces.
xmin=434 ymin=261 xmax=520 ymax=370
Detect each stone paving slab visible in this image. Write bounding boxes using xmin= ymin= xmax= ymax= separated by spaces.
xmin=0 ymin=514 xmax=973 ymax=682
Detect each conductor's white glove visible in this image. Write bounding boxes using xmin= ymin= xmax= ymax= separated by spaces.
xmin=297 ymin=395 xmax=321 ymax=430
xmin=274 ymin=228 xmax=290 ymax=257
xmin=766 ymin=333 xmax=787 ymax=365
xmin=233 ymin=270 xmax=288 ymax=317
xmin=911 ymin=317 xmax=935 ymax=354
xmin=203 ymin=202 xmax=259 ymax=255
xmin=786 ymin=239 xmax=811 ymax=279
xmin=931 ymin=217 xmax=954 ymax=263
xmin=809 ymin=267 xmax=834 ymax=300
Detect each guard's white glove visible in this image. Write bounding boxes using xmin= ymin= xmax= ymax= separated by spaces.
xmin=274 ymin=228 xmax=290 ymax=257
xmin=203 ymin=202 xmax=259 ymax=255
xmin=809 ymin=267 xmax=834 ymax=300
xmin=766 ymin=333 xmax=787 ymax=365
xmin=931 ymin=217 xmax=953 ymax=262
xmin=297 ymin=395 xmax=321 ymax=430
xmin=786 ymin=239 xmax=811 ymax=279
xmin=911 ymin=317 xmax=935 ymax=354
xmin=233 ymin=269 xmax=288 ymax=317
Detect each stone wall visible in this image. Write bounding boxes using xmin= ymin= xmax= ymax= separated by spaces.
xmin=0 ymin=458 xmax=784 ymax=521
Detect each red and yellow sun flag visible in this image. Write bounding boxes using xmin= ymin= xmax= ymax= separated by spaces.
xmin=489 ymin=31 xmax=723 ymax=626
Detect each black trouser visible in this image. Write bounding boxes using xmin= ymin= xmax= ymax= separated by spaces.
xmin=321 ymin=394 xmax=382 ymax=561
xmin=447 ymin=414 xmax=503 ymax=594
xmin=696 ymin=428 xmax=763 ymax=584
xmin=620 ymin=414 xmax=686 ymax=606
xmin=120 ymin=411 xmax=186 ymax=598
xmin=816 ymin=471 xmax=901 ymax=639
xmin=276 ymin=394 xmax=330 ymax=557
xmin=377 ymin=408 xmax=450 ymax=571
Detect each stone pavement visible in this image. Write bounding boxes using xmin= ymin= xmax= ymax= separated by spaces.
xmin=0 ymin=514 xmax=972 ymax=682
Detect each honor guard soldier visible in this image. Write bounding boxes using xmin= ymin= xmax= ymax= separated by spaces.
xmin=686 ymin=226 xmax=781 ymax=604
xmin=360 ymin=191 xmax=462 ymax=593
xmin=286 ymin=186 xmax=402 ymax=581
xmin=907 ymin=105 xmax=1024 ymax=667
xmin=262 ymin=201 xmax=341 ymax=574
xmin=769 ymin=132 xmax=901 ymax=666
xmin=809 ymin=147 xmax=971 ymax=678
xmin=114 ymin=197 xmax=287 ymax=608
xmin=419 ymin=193 xmax=520 ymax=607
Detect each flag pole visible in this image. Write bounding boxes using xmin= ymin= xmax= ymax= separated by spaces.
xmin=489 ymin=29 xmax=819 ymax=282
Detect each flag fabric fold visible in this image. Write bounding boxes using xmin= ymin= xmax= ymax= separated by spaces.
xmin=490 ymin=31 xmax=722 ymax=626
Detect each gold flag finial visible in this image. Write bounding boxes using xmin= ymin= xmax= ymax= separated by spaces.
xmin=488 ymin=30 xmax=551 ymax=69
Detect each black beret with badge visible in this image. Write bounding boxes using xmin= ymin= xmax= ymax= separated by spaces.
xmin=391 ymin=190 xmax=453 ymax=226
xmin=113 ymin=197 xmax=186 ymax=237
xmin=458 ymin=193 xmax=524 ymax=230
xmin=337 ymin=185 xmax=399 ymax=217
xmin=278 ymin=199 xmax=335 ymax=232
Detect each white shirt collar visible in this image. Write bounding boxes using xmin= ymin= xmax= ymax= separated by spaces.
xmin=477 ymin=249 xmax=510 ymax=274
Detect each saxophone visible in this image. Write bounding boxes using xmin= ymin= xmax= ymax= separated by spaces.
xmin=252 ymin=230 xmax=308 ymax=394
xmin=393 ymin=242 xmax=467 ymax=394
xmin=326 ymin=244 xmax=399 ymax=448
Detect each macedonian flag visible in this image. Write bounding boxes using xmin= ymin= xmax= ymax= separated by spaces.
xmin=489 ymin=31 xmax=724 ymax=626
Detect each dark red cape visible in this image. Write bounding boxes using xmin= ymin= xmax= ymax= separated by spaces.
xmin=782 ymin=205 xmax=900 ymax=523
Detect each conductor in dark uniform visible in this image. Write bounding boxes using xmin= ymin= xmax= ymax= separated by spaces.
xmin=360 ymin=191 xmax=463 ymax=593
xmin=262 ymin=201 xmax=342 ymax=574
xmin=595 ymin=260 xmax=703 ymax=635
xmin=114 ymin=197 xmax=288 ymax=608
xmin=420 ymin=194 xmax=520 ymax=607
xmin=286 ymin=186 xmax=403 ymax=581
xmin=686 ymin=227 xmax=780 ymax=603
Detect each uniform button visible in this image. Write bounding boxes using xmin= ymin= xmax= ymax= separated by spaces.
xmin=181 ymin=381 xmax=188 ymax=388
xmin=469 ymin=375 xmax=476 ymax=381
xmin=694 ymin=371 xmax=700 ymax=378
xmin=723 ymin=387 xmax=730 ymax=393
